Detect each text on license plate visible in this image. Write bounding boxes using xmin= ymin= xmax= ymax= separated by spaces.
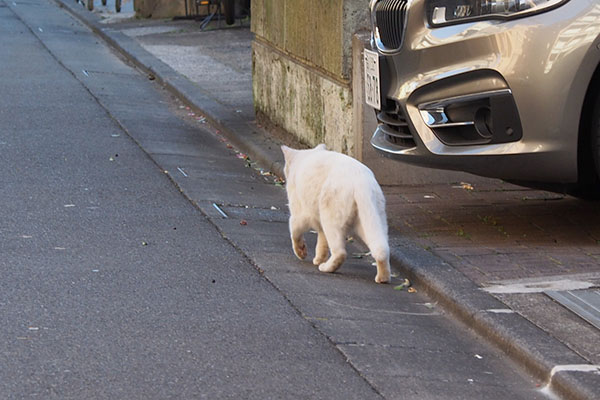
xmin=363 ymin=49 xmax=381 ymax=110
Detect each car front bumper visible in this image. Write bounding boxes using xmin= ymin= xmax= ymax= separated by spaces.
xmin=370 ymin=0 xmax=600 ymax=183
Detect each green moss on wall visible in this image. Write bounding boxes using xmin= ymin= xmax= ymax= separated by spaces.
xmin=252 ymin=41 xmax=354 ymax=155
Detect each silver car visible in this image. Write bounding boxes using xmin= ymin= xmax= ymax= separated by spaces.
xmin=366 ymin=0 xmax=600 ymax=196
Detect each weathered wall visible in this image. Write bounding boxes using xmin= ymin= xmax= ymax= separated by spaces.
xmin=253 ymin=40 xmax=354 ymax=154
xmin=252 ymin=0 xmax=346 ymax=80
xmin=252 ymin=0 xmax=369 ymax=155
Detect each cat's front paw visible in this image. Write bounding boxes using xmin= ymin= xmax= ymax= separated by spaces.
xmin=293 ymin=241 xmax=308 ymax=260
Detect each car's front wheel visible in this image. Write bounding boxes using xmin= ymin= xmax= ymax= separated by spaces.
xmin=571 ymin=82 xmax=600 ymax=199
xmin=591 ymin=90 xmax=600 ymax=180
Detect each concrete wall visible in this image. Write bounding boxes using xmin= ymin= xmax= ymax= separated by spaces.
xmin=251 ymin=0 xmax=369 ymax=155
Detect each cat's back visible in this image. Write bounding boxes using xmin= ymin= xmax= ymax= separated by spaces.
xmin=302 ymin=149 xmax=365 ymax=172
xmin=291 ymin=147 xmax=376 ymax=187
xmin=306 ymin=151 xmax=381 ymax=203
xmin=322 ymin=151 xmax=376 ymax=184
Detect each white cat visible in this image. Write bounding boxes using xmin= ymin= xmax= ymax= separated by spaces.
xmin=281 ymin=144 xmax=391 ymax=283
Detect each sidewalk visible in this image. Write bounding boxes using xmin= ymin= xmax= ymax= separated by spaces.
xmin=57 ymin=1 xmax=600 ymax=398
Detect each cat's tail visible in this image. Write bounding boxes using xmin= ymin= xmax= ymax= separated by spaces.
xmin=354 ymin=181 xmax=391 ymax=283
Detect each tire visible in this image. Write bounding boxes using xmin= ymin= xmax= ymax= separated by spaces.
xmin=101 ymin=0 xmax=106 ymax=5
xmin=86 ymin=0 xmax=93 ymax=11
xmin=569 ymin=85 xmax=600 ymax=199
xmin=591 ymin=91 xmax=600 ymax=180
xmin=223 ymin=0 xmax=235 ymax=25
xmin=115 ymin=0 xmax=121 ymax=12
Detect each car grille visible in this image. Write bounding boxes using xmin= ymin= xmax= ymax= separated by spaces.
xmin=374 ymin=0 xmax=408 ymax=51
xmin=377 ymin=103 xmax=415 ymax=149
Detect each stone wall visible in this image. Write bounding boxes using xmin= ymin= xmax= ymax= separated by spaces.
xmin=251 ymin=0 xmax=369 ymax=155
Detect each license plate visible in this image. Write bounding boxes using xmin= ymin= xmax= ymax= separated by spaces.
xmin=364 ymin=48 xmax=381 ymax=110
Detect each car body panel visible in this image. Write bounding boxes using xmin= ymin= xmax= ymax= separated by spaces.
xmin=370 ymin=0 xmax=600 ymax=183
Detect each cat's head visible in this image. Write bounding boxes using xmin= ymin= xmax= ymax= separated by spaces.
xmin=281 ymin=144 xmax=327 ymax=178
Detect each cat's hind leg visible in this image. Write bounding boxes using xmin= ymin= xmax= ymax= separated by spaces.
xmin=317 ymin=225 xmax=346 ymax=274
xmin=289 ymin=216 xmax=308 ymax=260
xmin=374 ymin=257 xmax=391 ymax=284
xmin=355 ymin=221 xmax=391 ymax=284
xmin=312 ymin=231 xmax=329 ymax=266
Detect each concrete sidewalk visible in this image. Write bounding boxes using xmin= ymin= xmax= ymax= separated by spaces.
xmin=57 ymin=1 xmax=600 ymax=398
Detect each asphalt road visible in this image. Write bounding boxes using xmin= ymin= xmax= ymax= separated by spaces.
xmin=0 ymin=0 xmax=554 ymax=398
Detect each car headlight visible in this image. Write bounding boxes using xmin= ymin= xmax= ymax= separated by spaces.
xmin=426 ymin=0 xmax=570 ymax=26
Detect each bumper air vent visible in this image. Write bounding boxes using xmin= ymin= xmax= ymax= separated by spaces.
xmin=374 ymin=100 xmax=416 ymax=150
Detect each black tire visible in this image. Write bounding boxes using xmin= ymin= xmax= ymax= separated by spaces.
xmin=101 ymin=0 xmax=106 ymax=5
xmin=115 ymin=0 xmax=121 ymax=12
xmin=591 ymin=92 xmax=600 ymax=179
xmin=223 ymin=0 xmax=235 ymax=25
xmin=569 ymin=84 xmax=600 ymax=199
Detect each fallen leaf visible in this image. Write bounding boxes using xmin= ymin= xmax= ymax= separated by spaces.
xmin=274 ymin=177 xmax=286 ymax=187
xmin=394 ymin=278 xmax=411 ymax=291
xmin=240 ymin=220 xmax=248 ymax=226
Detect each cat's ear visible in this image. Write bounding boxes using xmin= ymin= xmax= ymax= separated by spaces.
xmin=315 ymin=144 xmax=327 ymax=151
xmin=281 ymin=145 xmax=295 ymax=161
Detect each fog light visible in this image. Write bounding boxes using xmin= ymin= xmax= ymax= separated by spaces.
xmin=417 ymin=89 xmax=522 ymax=146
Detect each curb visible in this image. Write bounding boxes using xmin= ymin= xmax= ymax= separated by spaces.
xmin=55 ymin=2 xmax=599 ymax=398
xmin=388 ymin=234 xmax=597 ymax=400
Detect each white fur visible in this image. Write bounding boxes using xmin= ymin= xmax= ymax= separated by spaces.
xmin=281 ymin=144 xmax=391 ymax=283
